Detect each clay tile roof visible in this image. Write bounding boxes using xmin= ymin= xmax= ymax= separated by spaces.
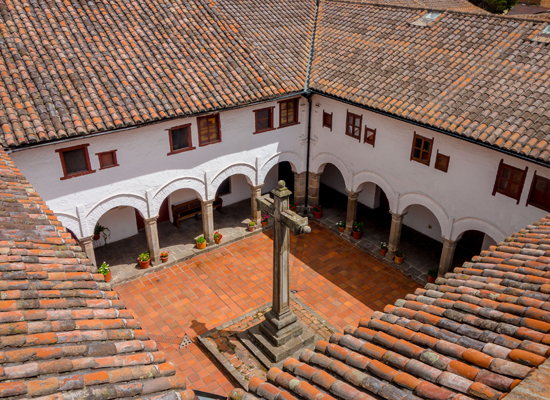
xmin=341 ymin=0 xmax=488 ymax=13
xmin=0 ymin=0 xmax=315 ymax=147
xmin=0 ymin=147 xmax=193 ymax=398
xmin=233 ymin=215 xmax=550 ymax=400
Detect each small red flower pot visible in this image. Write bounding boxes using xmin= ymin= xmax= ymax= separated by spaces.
xmin=248 ymin=225 xmax=255 ymax=232
xmin=262 ymin=221 xmax=268 ymax=227
xmin=427 ymin=275 xmax=437 ymax=283
xmin=214 ymin=238 xmax=221 ymax=244
xmin=314 ymin=211 xmax=323 ymax=219
xmin=380 ymin=249 xmax=387 ymax=256
xmin=139 ymin=260 xmax=150 ymax=269
xmin=161 ymin=256 xmax=168 ymax=263
xmin=197 ymin=242 xmax=206 ymax=249
xmin=352 ymin=231 xmax=362 ymax=240
xmin=93 ymin=234 xmax=100 ymax=241
xmin=338 ymin=226 xmax=345 ymax=233
xmin=395 ymin=255 xmax=404 ymax=264
xmin=104 ymin=271 xmax=112 ymax=283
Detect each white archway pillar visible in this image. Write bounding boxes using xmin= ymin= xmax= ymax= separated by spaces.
xmin=250 ymin=184 xmax=264 ymax=225
xmin=307 ymin=172 xmax=322 ymax=208
xmin=386 ymin=212 xmax=404 ymax=260
xmin=201 ymin=200 xmax=215 ymax=244
xmin=344 ymin=190 xmax=360 ymax=236
xmin=439 ymin=238 xmax=457 ymax=277
xmin=144 ymin=216 xmax=160 ymax=263
xmin=79 ymin=235 xmax=96 ymax=267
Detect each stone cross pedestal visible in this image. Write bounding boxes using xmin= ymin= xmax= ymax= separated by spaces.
xmin=249 ymin=180 xmax=314 ymax=363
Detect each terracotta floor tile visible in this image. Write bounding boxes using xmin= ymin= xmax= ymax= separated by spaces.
xmin=114 ymin=222 xmax=420 ymax=393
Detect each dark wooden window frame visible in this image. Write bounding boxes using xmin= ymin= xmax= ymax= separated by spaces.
xmin=167 ymin=123 xmax=195 ymax=155
xmin=410 ymin=132 xmax=434 ymax=166
xmin=253 ymin=106 xmax=275 ymax=134
xmin=197 ymin=114 xmax=222 ymax=147
xmin=278 ymin=98 xmax=300 ymax=128
xmin=364 ymin=126 xmax=376 ymax=147
xmin=345 ymin=111 xmax=362 ymax=141
xmin=526 ymin=171 xmax=550 ymax=212
xmin=56 ymin=143 xmax=95 ymax=180
xmin=96 ymin=150 xmax=119 ymax=170
xmin=322 ymin=111 xmax=333 ymax=131
xmin=434 ymin=150 xmax=450 ymax=173
xmin=492 ymin=159 xmax=528 ymax=204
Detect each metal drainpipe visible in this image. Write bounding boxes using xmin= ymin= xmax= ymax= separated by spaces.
xmin=304 ymin=93 xmax=313 ymax=214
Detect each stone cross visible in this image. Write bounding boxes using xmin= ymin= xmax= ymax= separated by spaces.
xmin=255 ymin=180 xmax=311 ymax=356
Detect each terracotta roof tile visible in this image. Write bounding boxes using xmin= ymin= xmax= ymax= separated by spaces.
xmin=0 ymin=147 xmax=193 ymax=398
xmin=234 ymin=216 xmax=550 ymax=400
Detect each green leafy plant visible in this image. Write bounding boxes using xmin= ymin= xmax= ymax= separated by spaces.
xmin=249 ymin=221 xmax=256 ymax=226
xmin=98 ymin=262 xmax=110 ymax=275
xmin=313 ymin=204 xmax=322 ymax=213
xmin=380 ymin=242 xmax=388 ymax=250
xmin=352 ymin=221 xmax=364 ymax=233
xmin=196 ymin=236 xmax=206 ymax=244
xmin=395 ymin=250 xmax=403 ymax=258
xmin=428 ymin=268 xmax=438 ymax=277
xmin=336 ymin=221 xmax=345 ymax=228
xmin=137 ymin=251 xmax=150 ymax=262
xmin=94 ymin=223 xmax=111 ymax=244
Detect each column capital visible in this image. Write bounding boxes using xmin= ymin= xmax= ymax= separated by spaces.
xmin=442 ymin=237 xmax=456 ymax=246
xmin=345 ymin=189 xmax=361 ymax=200
xmin=389 ymin=211 xmax=404 ymax=222
xmin=201 ymin=199 xmax=215 ymax=205
xmin=250 ymin=183 xmax=265 ymax=190
xmin=79 ymin=235 xmax=94 ymax=245
xmin=144 ymin=216 xmax=158 ymax=225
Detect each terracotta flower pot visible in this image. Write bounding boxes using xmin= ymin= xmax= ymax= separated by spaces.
xmin=197 ymin=241 xmax=206 ymax=249
xmin=214 ymin=237 xmax=221 ymax=244
xmin=380 ymin=249 xmax=387 ymax=256
xmin=352 ymin=231 xmax=362 ymax=240
xmin=248 ymin=225 xmax=255 ymax=232
xmin=427 ymin=275 xmax=437 ymax=283
xmin=93 ymin=234 xmax=100 ymax=241
xmin=161 ymin=256 xmax=168 ymax=263
xmin=104 ymin=271 xmax=112 ymax=283
xmin=262 ymin=221 xmax=268 ymax=227
xmin=139 ymin=260 xmax=150 ymax=269
xmin=314 ymin=211 xmax=323 ymax=219
xmin=395 ymin=255 xmax=404 ymax=264
xmin=338 ymin=226 xmax=345 ymax=232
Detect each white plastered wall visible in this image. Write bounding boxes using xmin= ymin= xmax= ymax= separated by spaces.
xmin=11 ymin=97 xmax=309 ymax=241
xmin=309 ymin=94 xmax=550 ymax=244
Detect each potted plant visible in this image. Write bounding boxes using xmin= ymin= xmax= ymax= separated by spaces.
xmin=137 ymin=251 xmax=150 ymax=269
xmin=380 ymin=242 xmax=388 ymax=256
xmin=352 ymin=221 xmax=364 ymax=240
xmin=98 ymin=262 xmax=111 ymax=283
xmin=214 ymin=231 xmax=222 ymax=244
xmin=336 ymin=221 xmax=346 ymax=233
xmin=427 ymin=268 xmax=438 ymax=283
xmin=395 ymin=250 xmax=404 ymax=264
xmin=261 ymin=214 xmax=269 ymax=227
xmin=289 ymin=199 xmax=297 ymax=212
xmin=160 ymin=251 xmax=169 ymax=263
xmin=248 ymin=221 xmax=256 ymax=232
xmin=196 ymin=235 xmax=206 ymax=249
xmin=313 ymin=205 xmax=323 ymax=219
xmin=93 ymin=223 xmax=111 ymax=243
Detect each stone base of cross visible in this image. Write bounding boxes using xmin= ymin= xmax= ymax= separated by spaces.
xmin=249 ymin=180 xmax=314 ymax=362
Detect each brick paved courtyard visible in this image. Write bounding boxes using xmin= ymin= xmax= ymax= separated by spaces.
xmin=114 ymin=222 xmax=421 ymax=394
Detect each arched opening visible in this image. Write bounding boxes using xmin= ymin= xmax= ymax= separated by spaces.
xmin=452 ymin=230 xmax=497 ymax=269
xmin=319 ymin=163 xmax=347 ymax=209
xmin=354 ymin=181 xmax=392 ymax=234
xmin=262 ymin=161 xmax=293 ymax=196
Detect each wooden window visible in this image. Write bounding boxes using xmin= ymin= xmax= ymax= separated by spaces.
xmin=492 ymin=159 xmax=528 ymax=203
xmin=345 ymin=111 xmax=362 ymax=141
xmin=198 ymin=114 xmax=221 ymax=146
xmin=216 ymin=177 xmax=231 ymax=197
xmin=364 ymin=127 xmax=376 ymax=147
xmin=434 ymin=151 xmax=450 ymax=173
xmin=168 ymin=124 xmax=194 ymax=155
xmin=97 ymin=150 xmax=118 ymax=170
xmin=410 ymin=132 xmax=434 ymax=165
xmin=527 ymin=172 xmax=550 ymax=211
xmin=323 ymin=111 xmax=333 ymax=131
xmin=279 ymin=98 xmax=299 ymax=127
xmin=254 ymin=107 xmax=274 ymax=133
xmin=55 ymin=144 xmax=95 ymax=180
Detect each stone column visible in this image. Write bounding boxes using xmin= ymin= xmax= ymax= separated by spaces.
xmin=307 ymin=172 xmax=322 ymax=209
xmin=439 ymin=238 xmax=457 ymax=277
xmin=293 ymin=171 xmax=307 ymax=212
xmin=344 ymin=190 xmax=360 ymax=235
xmin=144 ymin=216 xmax=160 ymax=263
xmin=201 ymin=200 xmax=215 ymax=244
xmin=386 ymin=212 xmax=404 ymax=260
xmin=250 ymin=184 xmax=264 ymax=225
xmin=79 ymin=235 xmax=96 ymax=267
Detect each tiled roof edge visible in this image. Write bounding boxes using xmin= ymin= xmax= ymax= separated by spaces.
xmin=311 ymin=90 xmax=550 ymax=169
xmin=325 ymin=0 xmax=550 ymax=23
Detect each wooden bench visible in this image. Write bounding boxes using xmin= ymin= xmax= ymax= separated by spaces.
xmin=171 ymin=197 xmax=223 ymax=228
